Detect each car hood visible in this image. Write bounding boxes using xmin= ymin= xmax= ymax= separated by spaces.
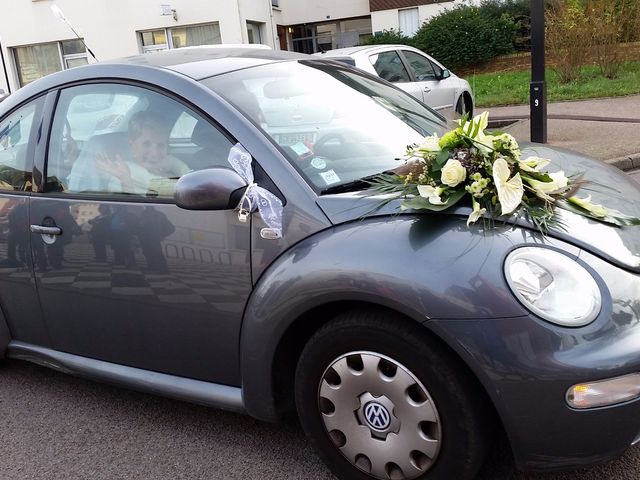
xmin=316 ymin=144 xmax=640 ymax=272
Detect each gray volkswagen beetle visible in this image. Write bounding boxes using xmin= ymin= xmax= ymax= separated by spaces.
xmin=0 ymin=47 xmax=639 ymax=480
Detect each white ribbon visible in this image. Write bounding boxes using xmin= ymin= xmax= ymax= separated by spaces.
xmin=228 ymin=143 xmax=283 ymax=239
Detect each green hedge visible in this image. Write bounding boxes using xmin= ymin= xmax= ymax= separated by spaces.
xmin=364 ymin=28 xmax=415 ymax=47
xmin=412 ymin=5 xmax=519 ymax=70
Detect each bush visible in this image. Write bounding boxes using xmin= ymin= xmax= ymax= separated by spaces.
xmin=479 ymin=0 xmax=531 ymax=50
xmin=412 ymin=5 xmax=518 ymax=70
xmin=546 ymin=0 xmax=640 ymax=81
xmin=479 ymin=0 xmax=530 ymax=20
xmin=364 ymin=29 xmax=414 ymax=47
xmin=546 ymin=1 xmax=591 ymax=83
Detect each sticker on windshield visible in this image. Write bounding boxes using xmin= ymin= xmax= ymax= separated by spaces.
xmin=290 ymin=142 xmax=312 ymax=157
xmin=310 ymin=157 xmax=327 ymax=170
xmin=320 ymin=170 xmax=341 ymax=185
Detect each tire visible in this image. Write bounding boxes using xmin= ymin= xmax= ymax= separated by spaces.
xmin=456 ymin=95 xmax=473 ymax=119
xmin=295 ymin=310 xmax=488 ymax=480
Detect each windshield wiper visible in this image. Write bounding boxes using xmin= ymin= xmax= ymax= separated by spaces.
xmin=320 ymin=173 xmax=387 ymax=195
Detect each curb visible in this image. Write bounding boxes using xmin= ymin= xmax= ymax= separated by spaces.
xmin=605 ymin=153 xmax=640 ymax=172
xmin=488 ymin=114 xmax=640 ymax=124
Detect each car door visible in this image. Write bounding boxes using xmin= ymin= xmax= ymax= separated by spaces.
xmin=367 ymin=50 xmax=424 ymax=101
xmin=399 ymin=50 xmax=457 ymax=114
xmin=29 ymin=82 xmax=251 ymax=385
xmin=0 ymin=96 xmax=51 ymax=346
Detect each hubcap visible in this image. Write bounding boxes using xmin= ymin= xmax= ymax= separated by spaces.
xmin=357 ymin=393 xmax=399 ymax=438
xmin=318 ymin=351 xmax=442 ymax=480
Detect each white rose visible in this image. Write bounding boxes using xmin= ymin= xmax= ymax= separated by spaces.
xmin=440 ymin=159 xmax=466 ymax=187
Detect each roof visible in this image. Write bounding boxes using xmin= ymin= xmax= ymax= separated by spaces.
xmin=317 ymin=45 xmax=408 ymax=57
xmin=106 ymin=46 xmax=309 ymax=80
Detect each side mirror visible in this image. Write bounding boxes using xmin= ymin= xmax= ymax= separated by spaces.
xmin=438 ymin=69 xmax=451 ymax=80
xmin=175 ymin=167 xmax=247 ymax=210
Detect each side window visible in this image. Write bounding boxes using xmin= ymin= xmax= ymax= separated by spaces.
xmin=46 ymin=83 xmax=233 ymax=199
xmin=402 ymin=51 xmax=437 ymax=81
xmin=0 ymin=98 xmax=43 ymax=191
xmin=369 ymin=51 xmax=411 ymax=83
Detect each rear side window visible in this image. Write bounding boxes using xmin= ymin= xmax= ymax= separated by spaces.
xmin=0 ymin=98 xmax=44 ymax=191
xmin=369 ymin=51 xmax=411 ymax=83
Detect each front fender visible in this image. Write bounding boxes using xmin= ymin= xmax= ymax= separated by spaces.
xmin=240 ymin=215 xmax=534 ymax=421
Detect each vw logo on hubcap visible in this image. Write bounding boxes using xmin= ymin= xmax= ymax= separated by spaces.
xmin=363 ymin=402 xmax=391 ymax=431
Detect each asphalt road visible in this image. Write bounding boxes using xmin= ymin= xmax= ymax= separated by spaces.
xmin=2 ymin=171 xmax=640 ymax=480
xmin=1 ymin=358 xmax=640 ymax=480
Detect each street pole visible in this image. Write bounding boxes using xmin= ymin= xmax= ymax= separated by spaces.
xmin=0 ymin=38 xmax=11 ymax=94
xmin=530 ymin=0 xmax=547 ymax=143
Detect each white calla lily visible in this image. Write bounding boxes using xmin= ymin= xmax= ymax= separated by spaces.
xmin=417 ymin=185 xmax=446 ymax=205
xmin=519 ymin=156 xmax=551 ymax=172
xmin=467 ymin=198 xmax=487 ymax=226
xmin=492 ymin=157 xmax=524 ymax=215
xmin=525 ymin=171 xmax=569 ymax=194
xmin=458 ymin=111 xmax=489 ymax=140
xmin=475 ymin=134 xmax=497 ymax=156
xmin=569 ymin=195 xmax=608 ymax=218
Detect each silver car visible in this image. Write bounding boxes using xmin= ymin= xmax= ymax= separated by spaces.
xmin=318 ymin=45 xmax=474 ymax=120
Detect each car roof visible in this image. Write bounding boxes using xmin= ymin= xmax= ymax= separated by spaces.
xmin=104 ymin=46 xmax=310 ymax=80
xmin=318 ymin=45 xmax=411 ymax=57
xmin=0 ymin=46 xmax=359 ymax=112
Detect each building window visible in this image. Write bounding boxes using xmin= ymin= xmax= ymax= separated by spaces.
xmin=139 ymin=23 xmax=221 ymax=53
xmin=246 ymin=22 xmax=264 ymax=44
xmin=398 ymin=8 xmax=420 ymax=37
xmin=13 ymin=39 xmax=88 ymax=87
xmin=141 ymin=29 xmax=169 ymax=53
xmin=290 ymin=17 xmax=372 ymax=54
xmin=62 ymin=39 xmax=90 ymax=68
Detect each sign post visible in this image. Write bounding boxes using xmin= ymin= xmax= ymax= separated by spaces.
xmin=530 ymin=0 xmax=547 ymax=143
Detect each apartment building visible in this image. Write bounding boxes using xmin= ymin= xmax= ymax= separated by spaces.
xmin=0 ymin=0 xmax=465 ymax=93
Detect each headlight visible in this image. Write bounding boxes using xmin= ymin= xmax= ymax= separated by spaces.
xmin=504 ymin=247 xmax=601 ymax=327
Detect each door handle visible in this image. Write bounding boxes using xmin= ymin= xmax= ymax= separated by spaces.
xmin=423 ymin=86 xmax=431 ymax=93
xmin=30 ymin=225 xmax=62 ymax=236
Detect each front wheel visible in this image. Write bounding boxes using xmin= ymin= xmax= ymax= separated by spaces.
xmin=456 ymin=95 xmax=473 ymax=119
xmin=295 ymin=311 xmax=489 ymax=480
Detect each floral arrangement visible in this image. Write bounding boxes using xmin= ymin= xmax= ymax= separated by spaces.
xmin=371 ymin=112 xmax=640 ymax=230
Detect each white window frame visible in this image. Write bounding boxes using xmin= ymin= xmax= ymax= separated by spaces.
xmin=138 ymin=22 xmax=221 ymax=54
xmin=246 ymin=21 xmax=264 ymax=44
xmin=398 ymin=8 xmax=420 ymax=37
xmin=139 ymin=29 xmax=170 ymax=53
xmin=12 ymin=39 xmax=88 ymax=87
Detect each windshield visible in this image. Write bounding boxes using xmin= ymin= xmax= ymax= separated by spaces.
xmin=202 ymin=60 xmax=445 ymax=192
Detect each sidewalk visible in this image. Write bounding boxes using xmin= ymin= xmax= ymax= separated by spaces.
xmin=485 ymin=95 xmax=640 ymax=170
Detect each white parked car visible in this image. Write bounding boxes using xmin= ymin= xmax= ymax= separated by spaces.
xmin=318 ymin=45 xmax=474 ymax=120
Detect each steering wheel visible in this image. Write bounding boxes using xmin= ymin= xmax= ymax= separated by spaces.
xmin=313 ymin=133 xmax=346 ymax=157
